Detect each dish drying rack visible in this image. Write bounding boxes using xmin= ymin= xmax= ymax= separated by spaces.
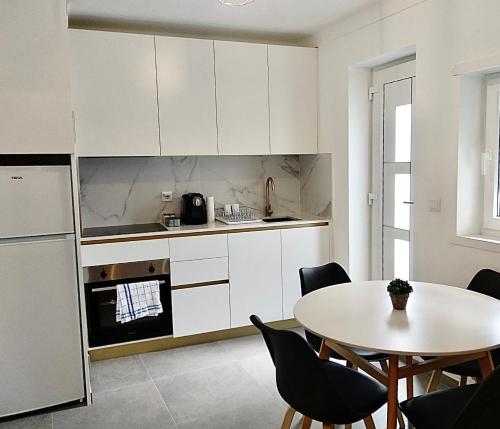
xmin=215 ymin=207 xmax=262 ymax=225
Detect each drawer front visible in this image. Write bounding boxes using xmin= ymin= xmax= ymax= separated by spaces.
xmin=81 ymin=239 xmax=170 ymax=267
xmin=171 ymin=257 xmax=228 ymax=286
xmin=172 ymin=283 xmax=230 ymax=337
xmin=169 ymin=234 xmax=228 ymax=261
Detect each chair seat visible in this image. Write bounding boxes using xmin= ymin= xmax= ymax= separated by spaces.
xmin=399 ymin=384 xmax=479 ymax=429
xmin=423 ymin=349 xmax=500 ymax=378
xmin=299 ymin=360 xmax=388 ymax=424
xmin=350 ymin=348 xmax=388 ymax=362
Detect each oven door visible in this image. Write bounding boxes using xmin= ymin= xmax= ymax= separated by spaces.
xmin=86 ymin=274 xmax=172 ymax=348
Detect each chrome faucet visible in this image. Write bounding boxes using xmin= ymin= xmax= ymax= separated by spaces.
xmin=265 ymin=176 xmax=275 ymax=217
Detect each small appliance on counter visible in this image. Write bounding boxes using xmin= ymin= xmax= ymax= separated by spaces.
xmin=181 ymin=193 xmax=207 ymax=225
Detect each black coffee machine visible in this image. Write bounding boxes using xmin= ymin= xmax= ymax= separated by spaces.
xmin=181 ymin=193 xmax=207 ymax=225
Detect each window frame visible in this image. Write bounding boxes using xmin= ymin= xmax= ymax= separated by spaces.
xmin=482 ymin=77 xmax=500 ymax=232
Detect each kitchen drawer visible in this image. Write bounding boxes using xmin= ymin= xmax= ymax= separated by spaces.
xmin=169 ymin=234 xmax=228 ymax=261
xmin=171 ymin=257 xmax=228 ymax=286
xmin=172 ymin=283 xmax=230 ymax=337
xmin=81 ymin=239 xmax=170 ymax=267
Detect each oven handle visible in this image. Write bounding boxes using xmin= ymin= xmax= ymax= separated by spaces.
xmin=91 ymin=280 xmax=167 ymax=293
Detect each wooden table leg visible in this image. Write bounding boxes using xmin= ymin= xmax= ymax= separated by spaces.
xmin=301 ymin=416 xmax=312 ymax=429
xmin=405 ymin=356 xmax=414 ymax=399
xmin=319 ymin=339 xmax=332 ymax=360
xmin=387 ymin=354 xmax=400 ymax=429
xmin=478 ymin=350 xmax=495 ymax=379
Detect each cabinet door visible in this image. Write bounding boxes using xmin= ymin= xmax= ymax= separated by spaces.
xmin=281 ymin=226 xmax=330 ymax=319
xmin=69 ymin=30 xmax=160 ymax=156
xmin=228 ymin=230 xmax=282 ymax=327
xmin=0 ymin=0 xmax=74 ymax=154
xmin=172 ymin=284 xmax=230 ymax=337
xmin=214 ymin=41 xmax=270 ymax=155
xmin=156 ymin=37 xmax=218 ymax=156
xmin=268 ymin=45 xmax=318 ymax=154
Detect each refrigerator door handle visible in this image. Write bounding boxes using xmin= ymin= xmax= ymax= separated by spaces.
xmin=0 ymin=233 xmax=75 ymax=245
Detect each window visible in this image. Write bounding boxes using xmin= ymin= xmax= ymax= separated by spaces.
xmin=483 ymin=77 xmax=500 ymax=232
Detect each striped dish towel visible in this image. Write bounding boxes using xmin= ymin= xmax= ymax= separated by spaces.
xmin=116 ymin=280 xmax=163 ymax=324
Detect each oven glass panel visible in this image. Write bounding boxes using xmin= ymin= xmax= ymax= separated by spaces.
xmin=86 ymin=274 xmax=172 ymax=347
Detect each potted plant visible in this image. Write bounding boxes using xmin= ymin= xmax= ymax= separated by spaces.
xmin=387 ymin=278 xmax=413 ymax=310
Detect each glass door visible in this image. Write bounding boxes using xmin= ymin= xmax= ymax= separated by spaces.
xmin=382 ymin=78 xmax=414 ymax=280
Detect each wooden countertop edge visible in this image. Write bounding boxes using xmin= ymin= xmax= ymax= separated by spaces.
xmin=80 ymin=220 xmax=330 ymax=245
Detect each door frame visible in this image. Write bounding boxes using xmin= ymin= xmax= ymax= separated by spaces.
xmin=371 ymin=59 xmax=416 ymax=280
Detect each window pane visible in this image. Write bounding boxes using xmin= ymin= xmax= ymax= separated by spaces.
xmin=395 ymin=104 xmax=412 ymax=162
xmin=394 ymin=173 xmax=411 ymax=230
xmin=394 ymin=239 xmax=409 ymax=280
xmin=496 ymin=91 xmax=500 ymax=217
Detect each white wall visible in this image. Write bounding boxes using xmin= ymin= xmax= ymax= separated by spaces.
xmin=313 ymin=0 xmax=500 ymax=286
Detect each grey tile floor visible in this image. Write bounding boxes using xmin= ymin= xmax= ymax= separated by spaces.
xmin=0 ymin=329 xmax=452 ymax=429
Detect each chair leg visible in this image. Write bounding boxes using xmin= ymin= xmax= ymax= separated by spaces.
xmin=380 ymin=360 xmax=406 ymax=428
xmin=323 ymin=424 xmax=334 ymax=429
xmin=364 ymin=415 xmax=376 ymax=429
xmin=426 ymin=369 xmax=442 ymax=393
xmin=460 ymin=375 xmax=468 ymax=386
xmin=301 ymin=416 xmax=312 ymax=429
xmin=281 ymin=406 xmax=296 ymax=429
xmin=345 ymin=424 xmax=352 ymax=429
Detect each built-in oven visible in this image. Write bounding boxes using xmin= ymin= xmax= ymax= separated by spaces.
xmin=83 ymin=259 xmax=173 ymax=348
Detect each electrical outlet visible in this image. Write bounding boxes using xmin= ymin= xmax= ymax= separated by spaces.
xmin=161 ymin=191 xmax=173 ymax=202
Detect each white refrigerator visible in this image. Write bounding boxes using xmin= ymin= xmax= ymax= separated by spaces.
xmin=0 ymin=159 xmax=85 ymax=417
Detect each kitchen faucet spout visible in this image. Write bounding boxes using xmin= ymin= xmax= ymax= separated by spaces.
xmin=265 ymin=177 xmax=276 ymax=217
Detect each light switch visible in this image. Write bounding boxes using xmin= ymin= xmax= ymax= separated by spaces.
xmin=430 ymin=199 xmax=441 ymax=212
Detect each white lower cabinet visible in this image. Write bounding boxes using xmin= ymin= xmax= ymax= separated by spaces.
xmin=228 ymin=230 xmax=283 ymax=328
xmin=172 ymin=284 xmax=230 ymax=337
xmin=281 ymin=226 xmax=330 ymax=319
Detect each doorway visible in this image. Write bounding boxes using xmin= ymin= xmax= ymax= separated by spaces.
xmin=371 ymin=60 xmax=416 ymax=280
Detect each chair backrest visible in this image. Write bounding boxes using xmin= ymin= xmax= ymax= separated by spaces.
xmin=299 ymin=262 xmax=351 ymax=351
xmin=467 ymin=269 xmax=500 ymax=300
xmin=299 ymin=262 xmax=351 ymax=297
xmin=250 ymin=314 xmax=352 ymax=422
xmin=451 ymin=364 xmax=500 ymax=428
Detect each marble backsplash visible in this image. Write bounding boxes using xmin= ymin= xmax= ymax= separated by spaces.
xmin=79 ymin=155 xmax=332 ymax=228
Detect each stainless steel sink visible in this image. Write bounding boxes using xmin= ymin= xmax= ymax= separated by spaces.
xmin=262 ymin=216 xmax=301 ymax=223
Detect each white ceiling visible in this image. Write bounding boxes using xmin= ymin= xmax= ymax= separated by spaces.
xmin=67 ymin=0 xmax=379 ymax=42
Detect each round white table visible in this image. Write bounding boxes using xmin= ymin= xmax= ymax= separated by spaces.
xmin=294 ymin=281 xmax=500 ymax=429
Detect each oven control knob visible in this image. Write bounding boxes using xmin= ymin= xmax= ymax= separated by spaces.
xmin=100 ymin=270 xmax=107 ymax=279
xmin=148 ymin=265 xmax=156 ymax=274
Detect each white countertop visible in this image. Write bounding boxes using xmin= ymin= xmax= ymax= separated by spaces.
xmin=80 ymin=215 xmax=330 ymax=244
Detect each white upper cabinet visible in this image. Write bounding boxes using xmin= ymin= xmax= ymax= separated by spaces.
xmin=69 ymin=30 xmax=160 ymax=156
xmin=155 ymin=37 xmax=218 ymax=156
xmin=214 ymin=41 xmax=270 ymax=155
xmin=268 ymin=45 xmax=318 ymax=154
xmin=0 ymin=0 xmax=74 ymax=154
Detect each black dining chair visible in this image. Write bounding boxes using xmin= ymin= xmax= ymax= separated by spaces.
xmin=299 ymin=262 xmax=407 ymax=428
xmin=250 ymin=314 xmax=388 ymax=429
xmin=399 ymin=364 xmax=500 ymax=429
xmin=426 ymin=269 xmax=500 ymax=392
xmin=299 ymin=262 xmax=390 ymax=364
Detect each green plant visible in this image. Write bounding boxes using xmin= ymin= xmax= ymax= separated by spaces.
xmin=387 ymin=278 xmax=413 ymax=295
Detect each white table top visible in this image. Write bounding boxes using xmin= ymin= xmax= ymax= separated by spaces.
xmin=294 ymin=281 xmax=500 ymax=356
